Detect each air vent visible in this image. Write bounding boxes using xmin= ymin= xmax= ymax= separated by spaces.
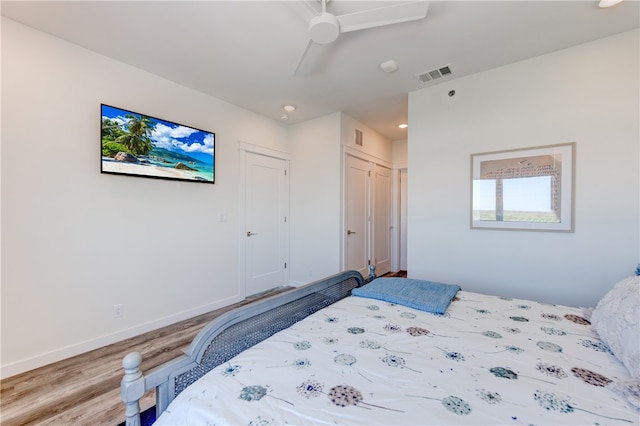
xmin=355 ymin=129 xmax=363 ymax=146
xmin=417 ymin=65 xmax=453 ymax=83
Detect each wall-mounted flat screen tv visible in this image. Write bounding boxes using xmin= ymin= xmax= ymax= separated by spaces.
xmin=101 ymin=104 xmax=215 ymax=183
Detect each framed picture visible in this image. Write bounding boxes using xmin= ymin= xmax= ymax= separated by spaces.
xmin=471 ymin=143 xmax=575 ymax=232
xmin=101 ymin=104 xmax=215 ymax=183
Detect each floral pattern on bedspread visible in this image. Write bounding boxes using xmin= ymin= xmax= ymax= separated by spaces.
xmin=156 ymin=291 xmax=638 ymax=425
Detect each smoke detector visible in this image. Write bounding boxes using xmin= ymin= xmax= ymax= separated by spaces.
xmin=380 ymin=60 xmax=398 ymax=73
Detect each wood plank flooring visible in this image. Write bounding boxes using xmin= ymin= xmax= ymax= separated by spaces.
xmin=0 ymin=286 xmax=293 ymax=426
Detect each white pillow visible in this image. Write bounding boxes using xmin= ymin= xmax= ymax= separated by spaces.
xmin=591 ymin=276 xmax=640 ymax=379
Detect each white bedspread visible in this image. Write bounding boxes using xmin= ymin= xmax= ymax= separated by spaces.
xmin=155 ymin=290 xmax=639 ymax=425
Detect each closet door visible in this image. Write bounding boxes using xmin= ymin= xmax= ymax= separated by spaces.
xmin=345 ymin=155 xmax=369 ymax=277
xmin=344 ymin=154 xmax=392 ymax=278
xmin=372 ymin=165 xmax=392 ymax=276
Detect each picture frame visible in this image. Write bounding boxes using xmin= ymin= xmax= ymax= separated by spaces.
xmin=101 ymin=104 xmax=215 ymax=184
xmin=471 ymin=143 xmax=575 ymax=232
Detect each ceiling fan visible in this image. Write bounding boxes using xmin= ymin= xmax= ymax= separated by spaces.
xmin=294 ymin=0 xmax=429 ymax=75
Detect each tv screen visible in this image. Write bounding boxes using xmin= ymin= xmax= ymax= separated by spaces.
xmin=101 ymin=104 xmax=215 ymax=183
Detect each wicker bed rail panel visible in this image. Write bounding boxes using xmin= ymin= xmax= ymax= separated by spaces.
xmin=121 ymin=271 xmax=364 ymax=425
xmin=172 ymin=273 xmax=362 ymax=398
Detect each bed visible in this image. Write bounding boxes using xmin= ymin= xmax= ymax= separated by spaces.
xmin=121 ymin=270 xmax=640 ymax=425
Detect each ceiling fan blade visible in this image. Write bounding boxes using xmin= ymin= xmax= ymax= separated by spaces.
xmin=290 ymin=0 xmax=320 ymax=22
xmin=293 ymin=39 xmax=326 ymax=76
xmin=303 ymin=0 xmax=321 ymax=16
xmin=336 ymin=1 xmax=429 ymax=33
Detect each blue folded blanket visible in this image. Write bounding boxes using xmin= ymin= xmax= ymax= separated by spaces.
xmin=352 ymin=277 xmax=461 ymax=314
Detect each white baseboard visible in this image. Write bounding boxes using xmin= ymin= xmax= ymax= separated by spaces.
xmin=0 ymin=294 xmax=244 ymax=379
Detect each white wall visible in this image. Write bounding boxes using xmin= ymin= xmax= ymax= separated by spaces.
xmin=340 ymin=114 xmax=392 ymax=164
xmin=288 ymin=113 xmax=342 ymax=285
xmin=408 ymin=29 xmax=640 ymax=307
xmin=1 ymin=18 xmax=288 ymax=377
xmin=392 ymin=139 xmax=408 ymax=167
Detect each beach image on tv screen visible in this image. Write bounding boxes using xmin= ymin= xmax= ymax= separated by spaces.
xmin=101 ymin=104 xmax=215 ymax=183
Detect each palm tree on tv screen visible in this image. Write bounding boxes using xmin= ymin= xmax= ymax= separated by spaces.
xmin=116 ymin=114 xmax=155 ymax=156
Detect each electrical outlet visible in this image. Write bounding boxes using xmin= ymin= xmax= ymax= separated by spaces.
xmin=113 ymin=304 xmax=123 ymax=318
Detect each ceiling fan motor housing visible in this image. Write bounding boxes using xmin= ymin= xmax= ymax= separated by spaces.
xmin=309 ymin=13 xmax=340 ymax=44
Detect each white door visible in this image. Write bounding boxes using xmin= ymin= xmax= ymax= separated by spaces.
xmin=373 ymin=165 xmax=392 ymax=276
xmin=345 ymin=155 xmax=369 ymax=277
xmin=245 ymin=152 xmax=289 ymax=296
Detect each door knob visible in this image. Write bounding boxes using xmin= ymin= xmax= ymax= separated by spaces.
xmin=347 ymin=230 xmax=356 ymax=235
xmin=247 ymin=231 xmax=258 ymax=237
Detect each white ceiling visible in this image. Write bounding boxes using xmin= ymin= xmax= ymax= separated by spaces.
xmin=2 ymin=1 xmax=638 ymax=140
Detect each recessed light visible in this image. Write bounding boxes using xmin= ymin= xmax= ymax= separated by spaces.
xmin=280 ymin=114 xmax=289 ymax=121
xmin=398 ymin=123 xmax=408 ymax=129
xmin=283 ymin=105 xmax=296 ymax=112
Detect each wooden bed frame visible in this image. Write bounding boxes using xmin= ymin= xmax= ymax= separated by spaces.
xmin=120 ymin=270 xmax=364 ymax=426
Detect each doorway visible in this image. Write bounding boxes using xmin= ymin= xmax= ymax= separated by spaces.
xmin=242 ymin=149 xmax=289 ymax=296
xmin=345 ymin=155 xmax=369 ymax=277
xmin=344 ymin=153 xmax=392 ymax=278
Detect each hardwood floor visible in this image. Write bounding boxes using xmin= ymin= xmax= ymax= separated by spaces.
xmin=0 ymin=286 xmax=292 ymax=426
